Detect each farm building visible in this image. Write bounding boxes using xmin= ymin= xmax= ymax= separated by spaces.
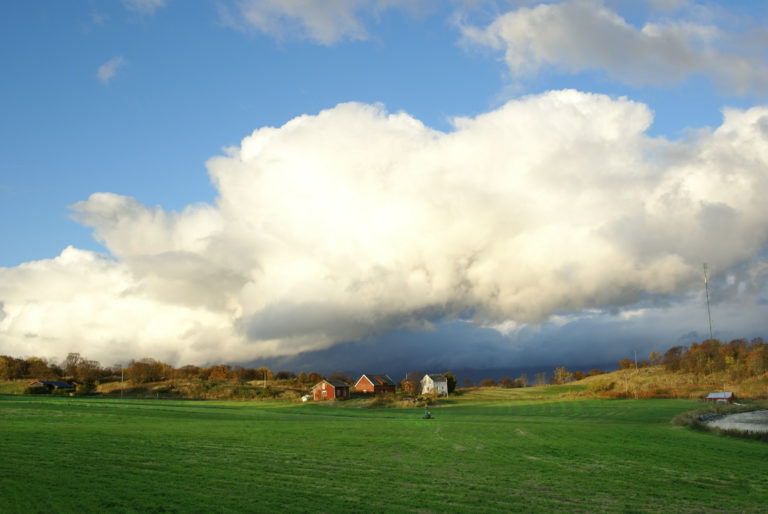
xmin=312 ymin=379 xmax=350 ymax=401
xmin=354 ymin=374 xmax=396 ymax=394
xmin=28 ymin=380 xmax=73 ymax=392
xmin=705 ymin=392 xmax=735 ymax=404
xmin=421 ymin=374 xmax=449 ymax=396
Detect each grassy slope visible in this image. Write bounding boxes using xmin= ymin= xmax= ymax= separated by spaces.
xmin=1 ymin=390 xmax=766 ymax=512
xmin=578 ymin=366 xmax=768 ymax=399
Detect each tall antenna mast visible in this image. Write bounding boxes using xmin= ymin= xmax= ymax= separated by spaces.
xmin=702 ymin=263 xmax=714 ymax=342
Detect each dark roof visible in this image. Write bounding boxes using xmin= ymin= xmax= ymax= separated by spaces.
xmin=373 ymin=374 xmax=394 ymax=386
xmin=323 ymin=379 xmax=349 ymax=388
xmin=30 ymin=380 xmax=73 ymax=389
xmin=358 ymin=374 xmax=395 ymax=386
xmin=425 ymin=374 xmax=447 ymax=382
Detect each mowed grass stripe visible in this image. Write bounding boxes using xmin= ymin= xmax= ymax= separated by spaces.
xmin=1 ymin=395 xmax=767 ymax=512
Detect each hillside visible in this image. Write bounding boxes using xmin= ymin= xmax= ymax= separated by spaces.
xmin=577 ymin=366 xmax=768 ymax=400
xmin=4 ymin=364 xmax=766 ymax=402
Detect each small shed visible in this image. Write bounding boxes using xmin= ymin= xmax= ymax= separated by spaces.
xmin=312 ymin=379 xmax=350 ymax=401
xmin=421 ymin=374 xmax=449 ymax=396
xmin=28 ymin=380 xmax=73 ymax=392
xmin=354 ymin=374 xmax=396 ymax=394
xmin=705 ymin=392 xmax=735 ymax=404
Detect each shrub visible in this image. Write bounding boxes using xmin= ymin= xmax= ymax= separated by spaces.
xmin=588 ymin=380 xmax=615 ymax=394
xmin=76 ymin=383 xmax=95 ymax=395
xmin=636 ymin=388 xmax=672 ymax=399
xmin=24 ymin=386 xmax=50 ymax=395
xmin=367 ymin=394 xmax=396 ymax=408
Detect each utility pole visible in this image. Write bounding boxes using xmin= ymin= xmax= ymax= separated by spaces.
xmin=703 ymin=263 xmax=714 ymax=342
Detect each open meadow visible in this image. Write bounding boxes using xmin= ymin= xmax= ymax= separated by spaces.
xmin=1 ymin=388 xmax=767 ymax=512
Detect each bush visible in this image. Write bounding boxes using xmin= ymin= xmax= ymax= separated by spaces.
xmin=367 ymin=394 xmax=396 ymax=408
xmin=636 ymin=388 xmax=672 ymax=399
xmin=24 ymin=386 xmax=50 ymax=395
xmin=588 ymin=380 xmax=615 ymax=394
xmin=76 ymin=383 xmax=95 ymax=395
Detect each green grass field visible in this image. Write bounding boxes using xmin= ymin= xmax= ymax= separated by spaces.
xmin=1 ymin=390 xmax=766 ymax=512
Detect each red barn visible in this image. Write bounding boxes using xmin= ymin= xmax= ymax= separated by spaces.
xmin=705 ymin=392 xmax=735 ymax=404
xmin=354 ymin=374 xmax=396 ymax=394
xmin=312 ymin=379 xmax=350 ymax=401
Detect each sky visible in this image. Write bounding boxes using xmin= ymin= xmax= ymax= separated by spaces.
xmin=1 ymin=0 xmax=768 ymax=377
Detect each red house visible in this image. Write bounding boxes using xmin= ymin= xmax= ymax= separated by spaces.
xmin=312 ymin=379 xmax=350 ymax=401
xmin=354 ymin=374 xmax=396 ymax=394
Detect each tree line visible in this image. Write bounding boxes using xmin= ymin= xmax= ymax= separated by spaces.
xmin=656 ymin=337 xmax=766 ymax=378
xmin=0 ymin=353 xmax=327 ymax=387
xmin=611 ymin=337 xmax=767 ymax=379
xmin=2 ymin=336 xmax=764 ymax=389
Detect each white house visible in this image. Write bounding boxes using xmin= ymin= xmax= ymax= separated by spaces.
xmin=421 ymin=374 xmax=448 ymax=396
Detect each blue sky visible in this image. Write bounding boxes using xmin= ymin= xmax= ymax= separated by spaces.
xmin=1 ymin=1 xmax=767 ymax=374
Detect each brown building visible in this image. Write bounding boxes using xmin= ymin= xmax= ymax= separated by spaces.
xmin=312 ymin=379 xmax=350 ymax=401
xmin=354 ymin=374 xmax=396 ymax=394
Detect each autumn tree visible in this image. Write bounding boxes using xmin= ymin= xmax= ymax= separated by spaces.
xmin=76 ymin=358 xmax=104 ymax=384
xmin=400 ymin=372 xmax=421 ymax=394
xmin=174 ymin=365 xmax=201 ymax=380
xmin=499 ymin=377 xmax=514 ymax=388
xmin=256 ymin=367 xmax=274 ymax=382
xmin=479 ymin=378 xmax=496 ymax=388
xmin=516 ymin=373 xmax=528 ymax=387
xmin=26 ymin=357 xmax=58 ymax=380
xmin=62 ymin=352 xmax=82 ymax=378
xmin=0 ymin=355 xmax=27 ymax=380
xmin=747 ymin=346 xmax=768 ymax=376
xmin=553 ymin=366 xmax=574 ymax=384
xmin=231 ymin=366 xmax=257 ymax=382
xmin=208 ymin=364 xmax=231 ymax=382
xmin=648 ymin=350 xmax=662 ymax=366
xmin=127 ymin=360 xmax=152 ymax=384
xmin=663 ymin=346 xmax=685 ymax=372
xmin=275 ymin=370 xmax=296 ymax=380
xmin=618 ymin=358 xmax=633 ymax=370
xmin=126 ymin=358 xmax=169 ymax=384
xmin=308 ymin=371 xmax=323 ymax=383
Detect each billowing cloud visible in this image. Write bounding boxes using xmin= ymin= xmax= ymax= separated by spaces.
xmin=461 ymin=0 xmax=768 ymax=93
xmin=1 ymin=90 xmax=767 ymax=366
xmin=97 ymin=56 xmax=125 ymax=84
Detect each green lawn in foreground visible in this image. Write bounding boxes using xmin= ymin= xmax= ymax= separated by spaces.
xmin=0 ymin=392 xmax=766 ymax=512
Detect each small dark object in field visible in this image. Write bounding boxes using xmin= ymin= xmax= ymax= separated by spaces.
xmin=423 ymin=408 xmax=432 ymax=419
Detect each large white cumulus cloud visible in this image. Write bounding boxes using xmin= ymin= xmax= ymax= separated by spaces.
xmin=2 ymin=90 xmax=768 ymax=366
